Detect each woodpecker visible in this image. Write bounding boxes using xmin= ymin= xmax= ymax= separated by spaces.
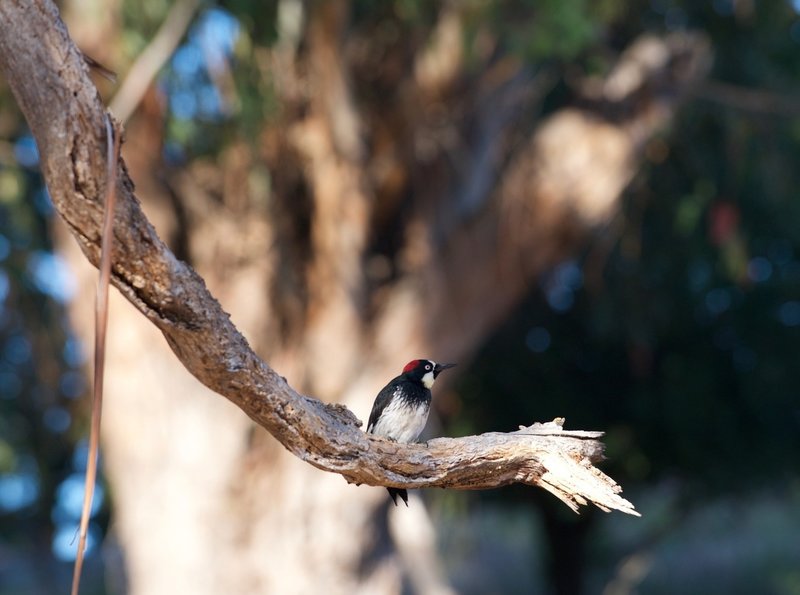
xmin=367 ymin=359 xmax=456 ymax=506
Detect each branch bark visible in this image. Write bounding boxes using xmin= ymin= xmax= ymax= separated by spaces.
xmin=0 ymin=0 xmax=638 ymax=516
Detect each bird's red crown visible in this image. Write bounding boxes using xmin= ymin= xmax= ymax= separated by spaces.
xmin=402 ymin=359 xmax=422 ymax=373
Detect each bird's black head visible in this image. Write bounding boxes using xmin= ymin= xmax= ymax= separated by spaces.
xmin=402 ymin=359 xmax=456 ymax=388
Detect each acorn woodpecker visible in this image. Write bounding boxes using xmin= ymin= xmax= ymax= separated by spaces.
xmin=367 ymin=359 xmax=456 ymax=506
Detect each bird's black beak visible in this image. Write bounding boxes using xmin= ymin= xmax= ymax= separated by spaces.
xmin=433 ymin=362 xmax=456 ymax=377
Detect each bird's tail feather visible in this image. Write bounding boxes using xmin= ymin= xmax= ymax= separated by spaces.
xmin=387 ymin=488 xmax=408 ymax=507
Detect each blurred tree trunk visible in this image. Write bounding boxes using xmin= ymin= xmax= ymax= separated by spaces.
xmin=56 ymin=3 xmax=708 ymax=593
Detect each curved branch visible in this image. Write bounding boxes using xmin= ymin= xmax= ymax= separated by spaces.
xmin=0 ymin=0 xmax=638 ymax=516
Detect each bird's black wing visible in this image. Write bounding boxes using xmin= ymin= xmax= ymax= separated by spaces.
xmin=367 ymin=378 xmax=401 ymax=433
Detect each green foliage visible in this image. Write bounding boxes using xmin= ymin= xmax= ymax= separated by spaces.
xmin=219 ymin=0 xmax=278 ymax=45
xmin=462 ymin=0 xmax=598 ymax=63
xmin=120 ymin=0 xmax=176 ymax=56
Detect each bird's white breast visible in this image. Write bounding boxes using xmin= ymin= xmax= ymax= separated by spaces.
xmin=370 ymin=389 xmax=430 ymax=443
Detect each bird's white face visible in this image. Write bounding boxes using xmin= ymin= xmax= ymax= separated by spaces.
xmin=421 ymin=360 xmax=436 ymax=389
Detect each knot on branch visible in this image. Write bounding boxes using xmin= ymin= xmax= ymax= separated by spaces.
xmin=324 ymin=402 xmax=363 ymax=428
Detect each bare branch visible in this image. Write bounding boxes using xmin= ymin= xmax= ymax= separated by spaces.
xmin=692 ymin=79 xmax=800 ymax=118
xmin=109 ymin=0 xmax=200 ymax=123
xmin=0 ymin=0 xmax=638 ymax=516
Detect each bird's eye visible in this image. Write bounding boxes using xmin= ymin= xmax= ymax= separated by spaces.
xmin=425 ymin=364 xmax=431 ymax=370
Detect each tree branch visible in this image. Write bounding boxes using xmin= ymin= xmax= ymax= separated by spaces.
xmin=692 ymin=79 xmax=800 ymax=117
xmin=0 ymin=0 xmax=638 ymax=516
xmin=109 ymin=0 xmax=200 ymax=123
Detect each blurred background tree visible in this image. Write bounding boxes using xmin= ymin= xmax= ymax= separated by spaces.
xmin=1 ymin=1 xmax=798 ymax=594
